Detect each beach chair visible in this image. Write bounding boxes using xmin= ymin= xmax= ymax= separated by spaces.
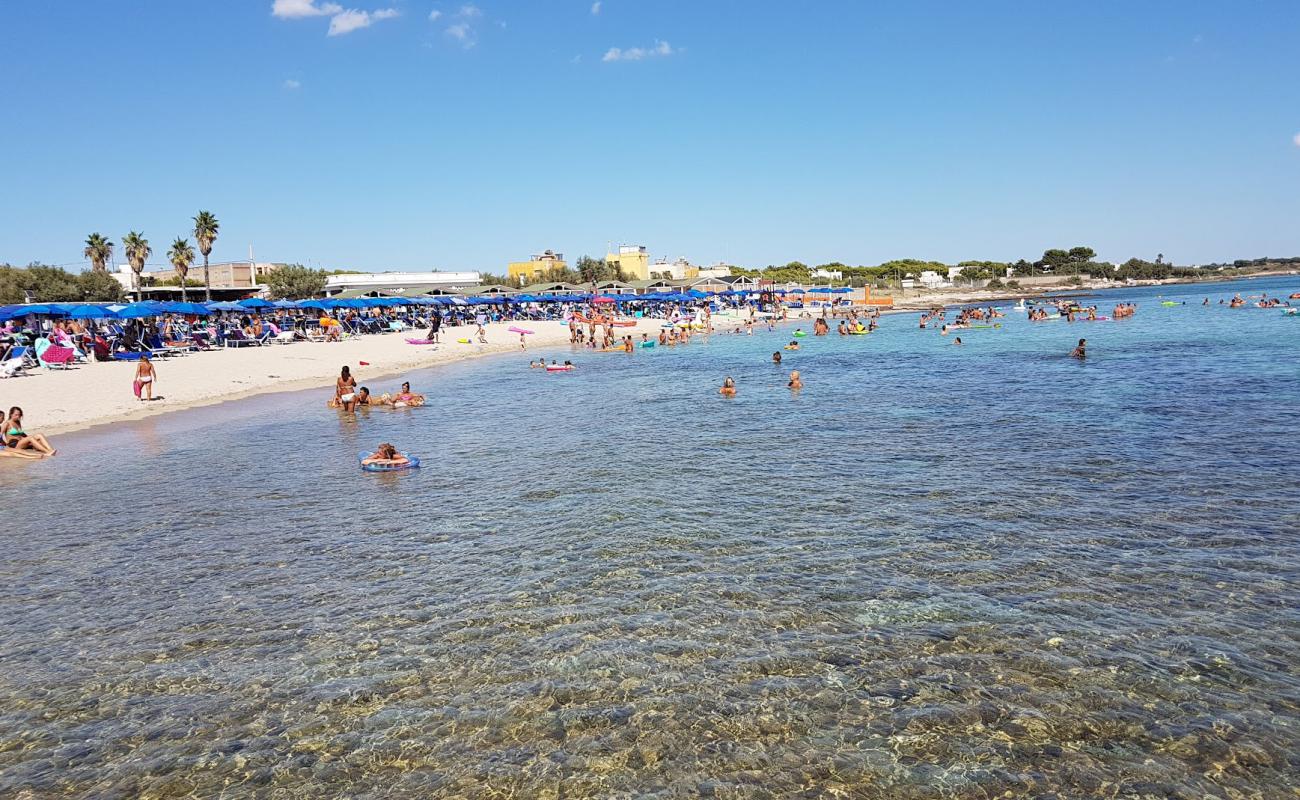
xmin=269 ymin=329 xmax=297 ymax=345
xmin=39 ymin=344 xmax=78 ymax=369
xmin=223 ymin=329 xmax=261 ymax=348
xmin=1 ymin=346 xmax=32 ymax=378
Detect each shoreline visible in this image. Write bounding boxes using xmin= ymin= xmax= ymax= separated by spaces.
xmin=10 ymin=317 xmax=739 ymax=438
xmin=9 ymin=272 xmax=1294 ymax=439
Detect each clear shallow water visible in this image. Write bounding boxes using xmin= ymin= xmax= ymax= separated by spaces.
xmin=2 ymin=277 xmax=1300 ymax=798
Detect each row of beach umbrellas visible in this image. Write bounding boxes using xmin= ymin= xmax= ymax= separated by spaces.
xmin=0 ymin=286 xmax=855 ymax=323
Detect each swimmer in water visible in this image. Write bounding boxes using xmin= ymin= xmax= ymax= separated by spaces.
xmin=773 ymin=351 xmax=783 ymax=365
xmin=719 ymin=376 xmax=737 ymax=397
xmin=953 ymin=337 xmax=962 ymax=346
xmin=787 ymin=370 xmax=803 ymax=390
xmin=1071 ymin=338 xmax=1087 ymax=359
xmin=784 ymin=340 xmax=800 ymax=351
xmin=362 ymin=442 xmax=410 ymax=467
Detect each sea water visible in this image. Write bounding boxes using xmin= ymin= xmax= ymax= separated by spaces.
xmin=2 ymin=276 xmax=1298 ymax=798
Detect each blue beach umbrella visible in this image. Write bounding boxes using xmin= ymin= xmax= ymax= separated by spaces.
xmin=271 ymin=300 xmax=298 ymax=309
xmin=237 ymin=297 xmax=274 ymax=310
xmin=206 ymin=301 xmax=244 ymax=311
xmin=296 ymin=299 xmax=330 ymax=311
xmin=60 ymin=304 xmax=117 ymax=319
xmin=113 ymin=302 xmax=166 ymax=319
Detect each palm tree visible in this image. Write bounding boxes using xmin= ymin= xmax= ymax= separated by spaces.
xmin=122 ymin=231 xmax=152 ymax=301
xmin=84 ymin=233 xmax=114 ymax=272
xmin=193 ymin=211 xmax=220 ymax=302
xmin=168 ymin=237 xmax=196 ymax=303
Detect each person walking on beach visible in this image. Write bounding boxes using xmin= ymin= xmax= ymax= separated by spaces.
xmin=1071 ymin=338 xmax=1087 ymax=359
xmin=430 ymin=311 xmax=442 ymax=344
xmin=134 ymin=354 xmax=157 ymax=401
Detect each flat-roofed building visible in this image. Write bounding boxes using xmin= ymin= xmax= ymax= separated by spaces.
xmin=606 ymin=245 xmax=649 ymax=280
xmin=508 ymin=250 xmax=566 ymax=284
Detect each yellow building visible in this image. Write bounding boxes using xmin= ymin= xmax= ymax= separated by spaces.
xmin=508 ymin=250 xmax=566 ymax=284
xmin=606 ymin=245 xmax=650 ymax=281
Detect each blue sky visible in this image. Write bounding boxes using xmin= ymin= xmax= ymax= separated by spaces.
xmin=2 ymin=1 xmax=1298 ymax=272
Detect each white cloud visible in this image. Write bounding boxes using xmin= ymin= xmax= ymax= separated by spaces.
xmin=603 ymin=39 xmax=675 ymax=62
xmin=429 ymin=9 xmax=442 ymax=20
xmin=446 ymin=22 xmax=472 ymax=43
xmin=283 ymin=78 xmax=302 ymax=89
xmin=1293 ymin=132 xmax=1300 ymax=148
xmin=458 ymin=4 xmax=482 ymax=17
xmin=272 ymin=0 xmax=342 ymax=18
xmin=327 ymin=7 xmax=399 ymax=35
xmin=591 ymin=1 xmax=601 ymax=14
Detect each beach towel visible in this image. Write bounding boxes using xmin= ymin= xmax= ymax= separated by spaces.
xmin=133 ymin=379 xmax=142 ymax=398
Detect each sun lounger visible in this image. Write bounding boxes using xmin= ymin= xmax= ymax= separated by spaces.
xmin=39 ymin=344 xmax=78 ymax=369
xmin=223 ymin=329 xmax=262 ymax=348
xmin=1 ymin=346 xmax=32 ymax=377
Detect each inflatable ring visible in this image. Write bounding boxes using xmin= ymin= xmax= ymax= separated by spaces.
xmin=358 ymin=452 xmax=420 ymax=472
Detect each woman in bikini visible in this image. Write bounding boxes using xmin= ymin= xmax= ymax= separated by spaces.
xmin=3 ymin=407 xmax=56 ymax=456
xmin=134 ymin=354 xmax=157 ymax=401
xmin=333 ymin=365 xmax=358 ymax=411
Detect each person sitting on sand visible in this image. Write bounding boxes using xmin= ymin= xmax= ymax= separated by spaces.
xmin=134 ymin=353 xmax=157 ymax=401
xmin=773 ymin=351 xmax=783 ymax=364
xmin=3 ymin=406 xmax=56 ymax=457
xmin=719 ymin=377 xmax=737 ymax=397
xmin=362 ymin=442 xmax=410 ymax=467
xmin=787 ymin=370 xmax=803 ymax=390
xmin=1071 ymin=338 xmax=1087 ymax=359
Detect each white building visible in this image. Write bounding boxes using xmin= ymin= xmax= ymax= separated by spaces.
xmin=918 ymin=270 xmax=949 ymax=289
xmin=324 ymin=271 xmax=481 ymax=296
xmin=812 ymin=267 xmax=843 ymax=280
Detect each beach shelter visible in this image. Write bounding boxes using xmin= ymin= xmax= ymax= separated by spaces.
xmin=60 ymin=304 xmax=118 ymax=319
xmin=160 ymin=301 xmax=211 ymax=315
xmin=113 ymin=302 xmax=167 ymax=319
xmin=15 ymin=303 xmax=70 ymax=316
xmin=296 ymin=299 xmax=330 ymax=311
xmin=237 ymin=298 xmax=274 ymax=310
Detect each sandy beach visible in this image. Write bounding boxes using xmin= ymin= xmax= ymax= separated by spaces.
xmin=5 ymin=316 xmax=725 ymax=436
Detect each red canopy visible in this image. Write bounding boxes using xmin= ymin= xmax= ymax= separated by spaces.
xmin=592 ymin=295 xmax=617 ymax=304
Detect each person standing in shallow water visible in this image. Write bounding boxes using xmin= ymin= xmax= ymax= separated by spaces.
xmin=1072 ymin=338 xmax=1087 ymax=359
